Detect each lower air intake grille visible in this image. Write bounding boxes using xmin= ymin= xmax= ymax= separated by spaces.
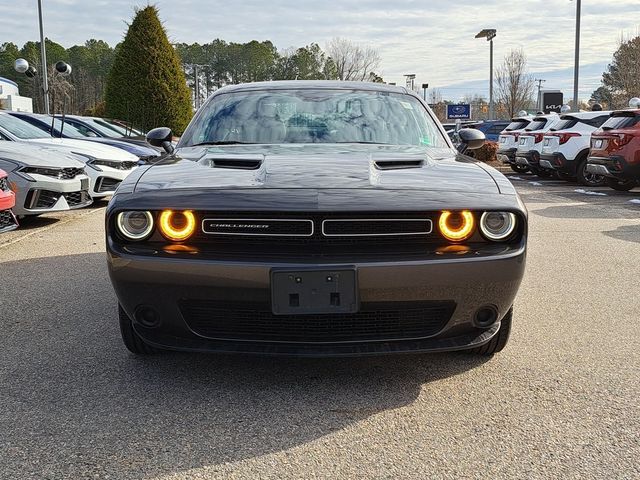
xmin=0 ymin=210 xmax=17 ymax=230
xmin=180 ymin=300 xmax=455 ymax=343
xmin=0 ymin=177 xmax=8 ymax=191
xmin=98 ymin=177 xmax=122 ymax=193
xmin=63 ymin=190 xmax=90 ymax=207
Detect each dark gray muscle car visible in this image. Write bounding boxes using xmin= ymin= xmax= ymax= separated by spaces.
xmin=106 ymin=81 xmax=527 ymax=357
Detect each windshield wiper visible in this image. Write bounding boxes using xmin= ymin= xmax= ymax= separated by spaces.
xmin=191 ymin=141 xmax=257 ymax=146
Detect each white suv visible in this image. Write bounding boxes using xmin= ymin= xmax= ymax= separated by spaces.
xmin=497 ymin=116 xmax=533 ymax=173
xmin=514 ymin=114 xmax=559 ymax=177
xmin=539 ymin=111 xmax=611 ymax=186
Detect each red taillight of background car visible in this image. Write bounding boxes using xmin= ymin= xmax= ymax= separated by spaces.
xmin=533 ymin=133 xmax=545 ymax=143
xmin=512 ymin=133 xmax=521 ymax=140
xmin=548 ymin=132 xmax=581 ymax=145
xmin=616 ymin=133 xmax=634 ymax=147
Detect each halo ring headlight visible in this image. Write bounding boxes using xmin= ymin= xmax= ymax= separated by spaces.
xmin=438 ymin=210 xmax=475 ymax=242
xmin=480 ymin=211 xmax=517 ymax=241
xmin=159 ymin=210 xmax=196 ymax=242
xmin=116 ymin=211 xmax=154 ymax=241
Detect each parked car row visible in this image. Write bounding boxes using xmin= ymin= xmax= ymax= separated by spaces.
xmin=497 ymin=99 xmax=640 ymax=191
xmin=0 ymin=111 xmax=161 ymax=230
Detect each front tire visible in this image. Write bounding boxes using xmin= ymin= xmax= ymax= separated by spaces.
xmin=119 ymin=304 xmax=160 ymax=354
xmin=605 ymin=178 xmax=637 ymax=191
xmin=468 ymin=307 xmax=512 ymax=355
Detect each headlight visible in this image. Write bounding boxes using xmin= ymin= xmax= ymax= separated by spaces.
xmin=159 ymin=210 xmax=196 ymax=242
xmin=480 ymin=212 xmax=517 ymax=241
xmin=438 ymin=210 xmax=475 ymax=242
xmin=116 ymin=211 xmax=154 ymax=241
xmin=18 ymin=167 xmax=63 ymax=180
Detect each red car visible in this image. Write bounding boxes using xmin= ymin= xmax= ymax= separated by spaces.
xmin=587 ymin=105 xmax=640 ymax=191
xmin=0 ymin=168 xmax=18 ymax=232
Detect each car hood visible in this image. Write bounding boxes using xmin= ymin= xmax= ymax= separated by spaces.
xmin=79 ymin=137 xmax=160 ymax=158
xmin=0 ymin=142 xmax=85 ymax=168
xmin=135 ymin=144 xmax=501 ymax=194
xmin=28 ymin=138 xmax=139 ymax=161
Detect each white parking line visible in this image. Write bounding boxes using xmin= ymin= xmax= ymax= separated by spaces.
xmin=510 ymin=176 xmax=523 ymax=180
xmin=629 ymin=199 xmax=640 ymax=204
xmin=529 ymin=182 xmax=542 ymax=186
xmin=575 ymin=189 xmax=607 ymax=196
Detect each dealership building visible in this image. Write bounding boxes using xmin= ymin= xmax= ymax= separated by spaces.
xmin=0 ymin=77 xmax=33 ymax=112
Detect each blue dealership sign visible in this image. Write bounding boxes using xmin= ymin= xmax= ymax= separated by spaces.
xmin=447 ymin=104 xmax=471 ymax=120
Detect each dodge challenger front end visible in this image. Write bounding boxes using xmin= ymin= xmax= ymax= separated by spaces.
xmin=107 ymin=81 xmax=527 ymax=357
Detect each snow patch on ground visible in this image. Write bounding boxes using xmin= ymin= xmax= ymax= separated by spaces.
xmin=510 ymin=176 xmax=523 ymax=180
xmin=629 ymin=199 xmax=640 ymax=204
xmin=575 ymin=189 xmax=607 ymax=196
xmin=529 ymin=182 xmax=542 ymax=186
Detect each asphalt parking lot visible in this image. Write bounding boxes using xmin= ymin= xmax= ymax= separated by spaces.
xmin=1 ymin=173 xmax=639 ymax=479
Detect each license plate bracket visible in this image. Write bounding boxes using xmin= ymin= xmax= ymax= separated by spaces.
xmin=271 ymin=268 xmax=358 ymax=315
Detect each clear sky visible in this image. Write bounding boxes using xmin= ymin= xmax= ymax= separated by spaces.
xmin=2 ymin=0 xmax=638 ymax=100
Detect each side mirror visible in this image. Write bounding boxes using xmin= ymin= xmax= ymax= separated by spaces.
xmin=457 ymin=128 xmax=485 ymax=151
xmin=146 ymin=127 xmax=174 ymax=154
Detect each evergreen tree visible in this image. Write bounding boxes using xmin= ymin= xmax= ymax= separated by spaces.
xmin=105 ymin=6 xmax=192 ymax=134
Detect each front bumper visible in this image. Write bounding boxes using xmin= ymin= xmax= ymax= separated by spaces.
xmin=587 ymin=156 xmax=640 ymax=182
xmin=108 ymin=245 xmax=526 ymax=356
xmin=11 ymin=173 xmax=93 ymax=216
xmin=86 ymin=166 xmax=136 ymax=198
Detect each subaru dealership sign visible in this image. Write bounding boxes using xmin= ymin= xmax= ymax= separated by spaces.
xmin=447 ymin=104 xmax=471 ymax=120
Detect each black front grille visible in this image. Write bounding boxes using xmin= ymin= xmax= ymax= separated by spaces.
xmin=187 ymin=212 xmax=444 ymax=258
xmin=98 ymin=177 xmax=122 ymax=193
xmin=180 ymin=300 xmax=455 ymax=344
xmin=61 ymin=167 xmax=84 ymax=179
xmin=0 ymin=209 xmax=17 ymax=230
xmin=63 ymin=190 xmax=90 ymax=206
xmin=0 ymin=177 xmax=8 ymax=191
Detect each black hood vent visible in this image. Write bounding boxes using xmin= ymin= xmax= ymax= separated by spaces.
xmin=374 ymin=160 xmax=424 ymax=170
xmin=201 ymin=154 xmax=264 ymax=170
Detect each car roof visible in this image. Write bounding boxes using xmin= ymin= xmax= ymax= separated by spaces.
xmin=560 ymin=111 xmax=612 ymax=119
xmin=213 ymin=80 xmax=409 ymax=95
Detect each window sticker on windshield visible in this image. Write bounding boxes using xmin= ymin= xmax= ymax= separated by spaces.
xmin=420 ymin=136 xmax=432 ymax=145
xmin=400 ymin=101 xmax=413 ymax=110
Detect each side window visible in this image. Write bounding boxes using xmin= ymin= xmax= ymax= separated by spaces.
xmin=591 ymin=115 xmax=610 ymax=128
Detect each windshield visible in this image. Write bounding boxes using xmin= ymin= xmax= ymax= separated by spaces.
xmin=180 ymin=89 xmax=448 ymax=147
xmin=0 ymin=114 xmax=50 ymax=139
xmin=80 ymin=118 xmax=125 ymax=137
xmin=51 ymin=118 xmax=88 ymax=138
xmin=505 ymin=120 xmax=529 ymax=131
xmin=92 ymin=118 xmax=130 ymax=136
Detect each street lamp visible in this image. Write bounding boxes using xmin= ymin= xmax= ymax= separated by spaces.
xmin=14 ymin=58 xmax=72 ymax=113
xmin=571 ymin=0 xmax=582 ymax=112
xmin=37 ymin=0 xmax=50 ymax=114
xmin=475 ymin=29 xmax=496 ymax=120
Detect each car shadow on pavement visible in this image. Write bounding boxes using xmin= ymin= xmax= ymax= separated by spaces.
xmin=0 ymin=253 xmax=489 ymax=478
xmin=602 ymin=224 xmax=640 ymax=244
xmin=13 ymin=215 xmax=60 ymax=230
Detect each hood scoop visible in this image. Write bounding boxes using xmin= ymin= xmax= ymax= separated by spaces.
xmin=374 ymin=159 xmax=424 ymax=170
xmin=371 ymin=153 xmax=426 ymax=171
xmin=200 ymin=154 xmax=264 ymax=170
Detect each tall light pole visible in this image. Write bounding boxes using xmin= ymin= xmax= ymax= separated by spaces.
xmin=475 ymin=29 xmax=496 ymax=120
xmin=572 ymin=0 xmax=581 ymax=112
xmin=535 ymin=78 xmax=546 ymax=111
xmin=37 ymin=0 xmax=50 ymax=114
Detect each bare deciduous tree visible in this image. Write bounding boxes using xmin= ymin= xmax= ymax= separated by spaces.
xmin=495 ymin=49 xmax=535 ymax=118
xmin=325 ymin=37 xmax=381 ymax=82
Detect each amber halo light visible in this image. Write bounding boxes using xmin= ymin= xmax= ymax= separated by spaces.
xmin=159 ymin=210 xmax=196 ymax=241
xmin=438 ymin=210 xmax=475 ymax=242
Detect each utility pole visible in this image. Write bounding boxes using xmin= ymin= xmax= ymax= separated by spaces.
xmin=535 ymin=78 xmax=546 ymax=111
xmin=37 ymin=0 xmax=50 ymax=114
xmin=572 ymin=0 xmax=581 ymax=112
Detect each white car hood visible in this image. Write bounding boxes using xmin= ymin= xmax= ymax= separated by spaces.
xmin=0 ymin=142 xmax=85 ymax=168
xmin=29 ymin=138 xmax=138 ymax=161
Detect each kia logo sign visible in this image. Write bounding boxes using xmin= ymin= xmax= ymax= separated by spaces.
xmin=447 ymin=104 xmax=471 ymax=120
